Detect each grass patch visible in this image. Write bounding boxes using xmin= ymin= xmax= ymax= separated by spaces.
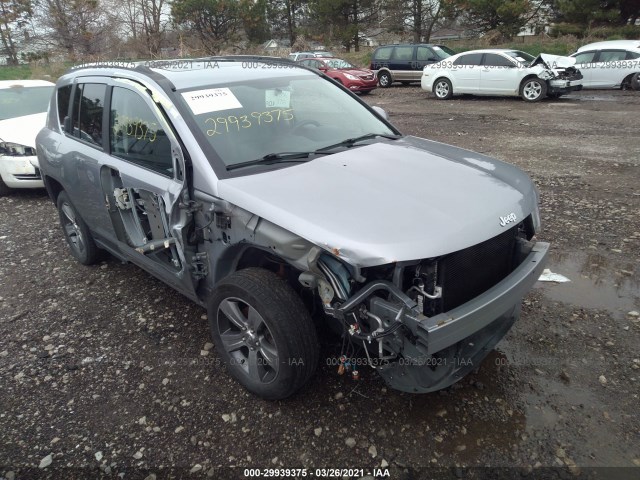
xmin=0 ymin=65 xmax=32 ymax=81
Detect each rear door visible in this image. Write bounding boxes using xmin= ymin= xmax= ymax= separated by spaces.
xmin=452 ymin=53 xmax=483 ymax=92
xmin=63 ymin=79 xmax=117 ymax=243
xmin=99 ymin=80 xmax=199 ymax=299
xmin=480 ymin=53 xmax=520 ymax=94
xmin=390 ymin=45 xmax=415 ymax=81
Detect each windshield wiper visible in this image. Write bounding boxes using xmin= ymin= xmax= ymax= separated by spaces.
xmin=227 ymin=152 xmax=315 ymax=171
xmin=315 ymin=133 xmax=402 ymax=153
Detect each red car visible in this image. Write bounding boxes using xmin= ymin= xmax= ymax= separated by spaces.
xmin=297 ymin=57 xmax=377 ymax=94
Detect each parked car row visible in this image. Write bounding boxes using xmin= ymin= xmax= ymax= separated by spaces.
xmin=365 ymin=40 xmax=640 ymax=101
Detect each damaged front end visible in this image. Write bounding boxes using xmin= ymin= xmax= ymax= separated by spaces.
xmin=305 ymin=216 xmax=549 ymax=393
xmin=532 ymin=53 xmax=583 ymax=94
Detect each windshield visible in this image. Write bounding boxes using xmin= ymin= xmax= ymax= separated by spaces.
xmin=179 ymin=74 xmax=396 ymax=170
xmin=325 ymin=59 xmax=356 ymax=69
xmin=504 ymin=50 xmax=536 ymax=66
xmin=433 ymin=45 xmax=455 ymax=57
xmin=0 ymin=86 xmax=53 ymax=121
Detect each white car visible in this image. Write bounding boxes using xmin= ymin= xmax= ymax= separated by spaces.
xmin=0 ymin=79 xmax=55 ymax=195
xmin=421 ymin=49 xmax=583 ymax=102
xmin=569 ymin=40 xmax=640 ymax=89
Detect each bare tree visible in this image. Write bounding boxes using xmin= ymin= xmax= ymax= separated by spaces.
xmin=119 ymin=0 xmax=167 ymax=56
xmin=0 ymin=0 xmax=32 ymax=65
xmin=36 ymin=0 xmax=115 ymax=58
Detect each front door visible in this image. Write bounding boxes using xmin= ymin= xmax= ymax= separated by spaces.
xmin=99 ymin=81 xmax=199 ymax=299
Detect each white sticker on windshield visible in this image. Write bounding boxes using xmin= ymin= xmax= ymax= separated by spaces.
xmin=181 ymin=88 xmax=242 ymax=115
xmin=265 ymin=89 xmax=291 ymax=109
xmin=516 ymin=57 xmax=526 ymax=62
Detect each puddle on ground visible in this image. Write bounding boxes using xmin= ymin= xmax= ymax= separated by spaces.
xmin=536 ymin=250 xmax=639 ymax=316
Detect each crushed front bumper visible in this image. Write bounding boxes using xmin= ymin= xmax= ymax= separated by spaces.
xmin=548 ymin=78 xmax=583 ymax=94
xmin=333 ymin=241 xmax=550 ymax=393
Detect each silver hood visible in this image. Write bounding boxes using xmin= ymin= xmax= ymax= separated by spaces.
xmin=217 ymin=136 xmax=538 ymax=267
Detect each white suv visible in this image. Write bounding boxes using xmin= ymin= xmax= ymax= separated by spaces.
xmin=570 ymin=40 xmax=640 ymax=89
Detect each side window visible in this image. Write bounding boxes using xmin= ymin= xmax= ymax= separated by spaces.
xmin=483 ymin=54 xmax=515 ymax=67
xmin=626 ymin=51 xmax=640 ymax=59
xmin=57 ymin=85 xmax=72 ymax=132
xmin=417 ymin=47 xmax=436 ymax=62
xmin=392 ymin=46 xmax=414 ymax=62
xmin=574 ymin=51 xmax=596 ymax=64
xmin=110 ymin=87 xmax=173 ymax=177
xmin=598 ymin=50 xmax=627 ymax=62
xmin=453 ymin=53 xmax=483 ymax=66
xmin=374 ymin=47 xmax=392 ymax=61
xmin=70 ymin=83 xmax=106 ymax=147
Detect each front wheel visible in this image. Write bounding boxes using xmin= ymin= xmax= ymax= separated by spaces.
xmin=207 ymin=268 xmax=319 ymax=400
xmin=433 ymin=78 xmax=453 ymax=99
xmin=378 ymin=71 xmax=392 ymax=88
xmin=0 ymin=177 xmax=11 ymax=196
xmin=520 ymin=78 xmax=547 ymax=102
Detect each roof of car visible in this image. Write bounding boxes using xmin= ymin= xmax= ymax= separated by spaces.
xmin=62 ymin=57 xmax=314 ymax=91
xmin=454 ymin=49 xmax=520 ymax=55
xmin=0 ymin=79 xmax=55 ymax=89
xmin=577 ymin=40 xmax=640 ymax=51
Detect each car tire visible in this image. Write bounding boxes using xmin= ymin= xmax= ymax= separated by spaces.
xmin=433 ymin=78 xmax=453 ymax=100
xmin=520 ymin=78 xmax=547 ymax=102
xmin=207 ymin=268 xmax=319 ymax=400
xmin=631 ymin=72 xmax=640 ymax=91
xmin=378 ymin=71 xmax=392 ymax=88
xmin=0 ymin=177 xmax=11 ymax=196
xmin=56 ymin=191 xmax=101 ymax=265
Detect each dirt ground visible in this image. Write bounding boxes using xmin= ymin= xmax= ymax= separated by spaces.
xmin=1 ymin=87 xmax=639 ymax=480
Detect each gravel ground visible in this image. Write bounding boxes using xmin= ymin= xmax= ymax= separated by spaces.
xmin=1 ymin=88 xmax=639 ymax=480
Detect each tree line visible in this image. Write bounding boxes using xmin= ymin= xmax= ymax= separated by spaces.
xmin=1 ymin=0 xmax=639 ymax=65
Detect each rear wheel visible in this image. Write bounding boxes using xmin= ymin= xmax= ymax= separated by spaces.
xmin=208 ymin=268 xmax=319 ymax=400
xmin=631 ymin=72 xmax=640 ymax=91
xmin=433 ymin=78 xmax=453 ymax=99
xmin=56 ymin=191 xmax=101 ymax=265
xmin=520 ymin=78 xmax=547 ymax=102
xmin=378 ymin=71 xmax=392 ymax=88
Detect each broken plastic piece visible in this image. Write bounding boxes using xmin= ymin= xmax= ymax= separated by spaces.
xmin=538 ymin=268 xmax=570 ymax=283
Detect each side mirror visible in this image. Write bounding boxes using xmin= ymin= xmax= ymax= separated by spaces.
xmin=371 ymin=106 xmax=389 ymax=121
xmin=319 ymin=65 xmax=328 ymax=71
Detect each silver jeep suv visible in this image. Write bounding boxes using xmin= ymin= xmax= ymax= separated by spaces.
xmin=36 ymin=57 xmax=549 ymax=399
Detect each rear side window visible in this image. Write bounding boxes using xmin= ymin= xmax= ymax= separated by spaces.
xmin=598 ymin=50 xmax=627 ymax=62
xmin=627 ymin=51 xmax=640 ymax=59
xmin=373 ymin=47 xmax=393 ymax=61
xmin=454 ymin=53 xmax=483 ymax=66
xmin=57 ymin=85 xmax=72 ymax=132
xmin=483 ymin=54 xmax=515 ymax=67
xmin=392 ymin=46 xmax=414 ymax=61
xmin=110 ymin=87 xmax=173 ymax=177
xmin=70 ymin=83 xmax=106 ymax=147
